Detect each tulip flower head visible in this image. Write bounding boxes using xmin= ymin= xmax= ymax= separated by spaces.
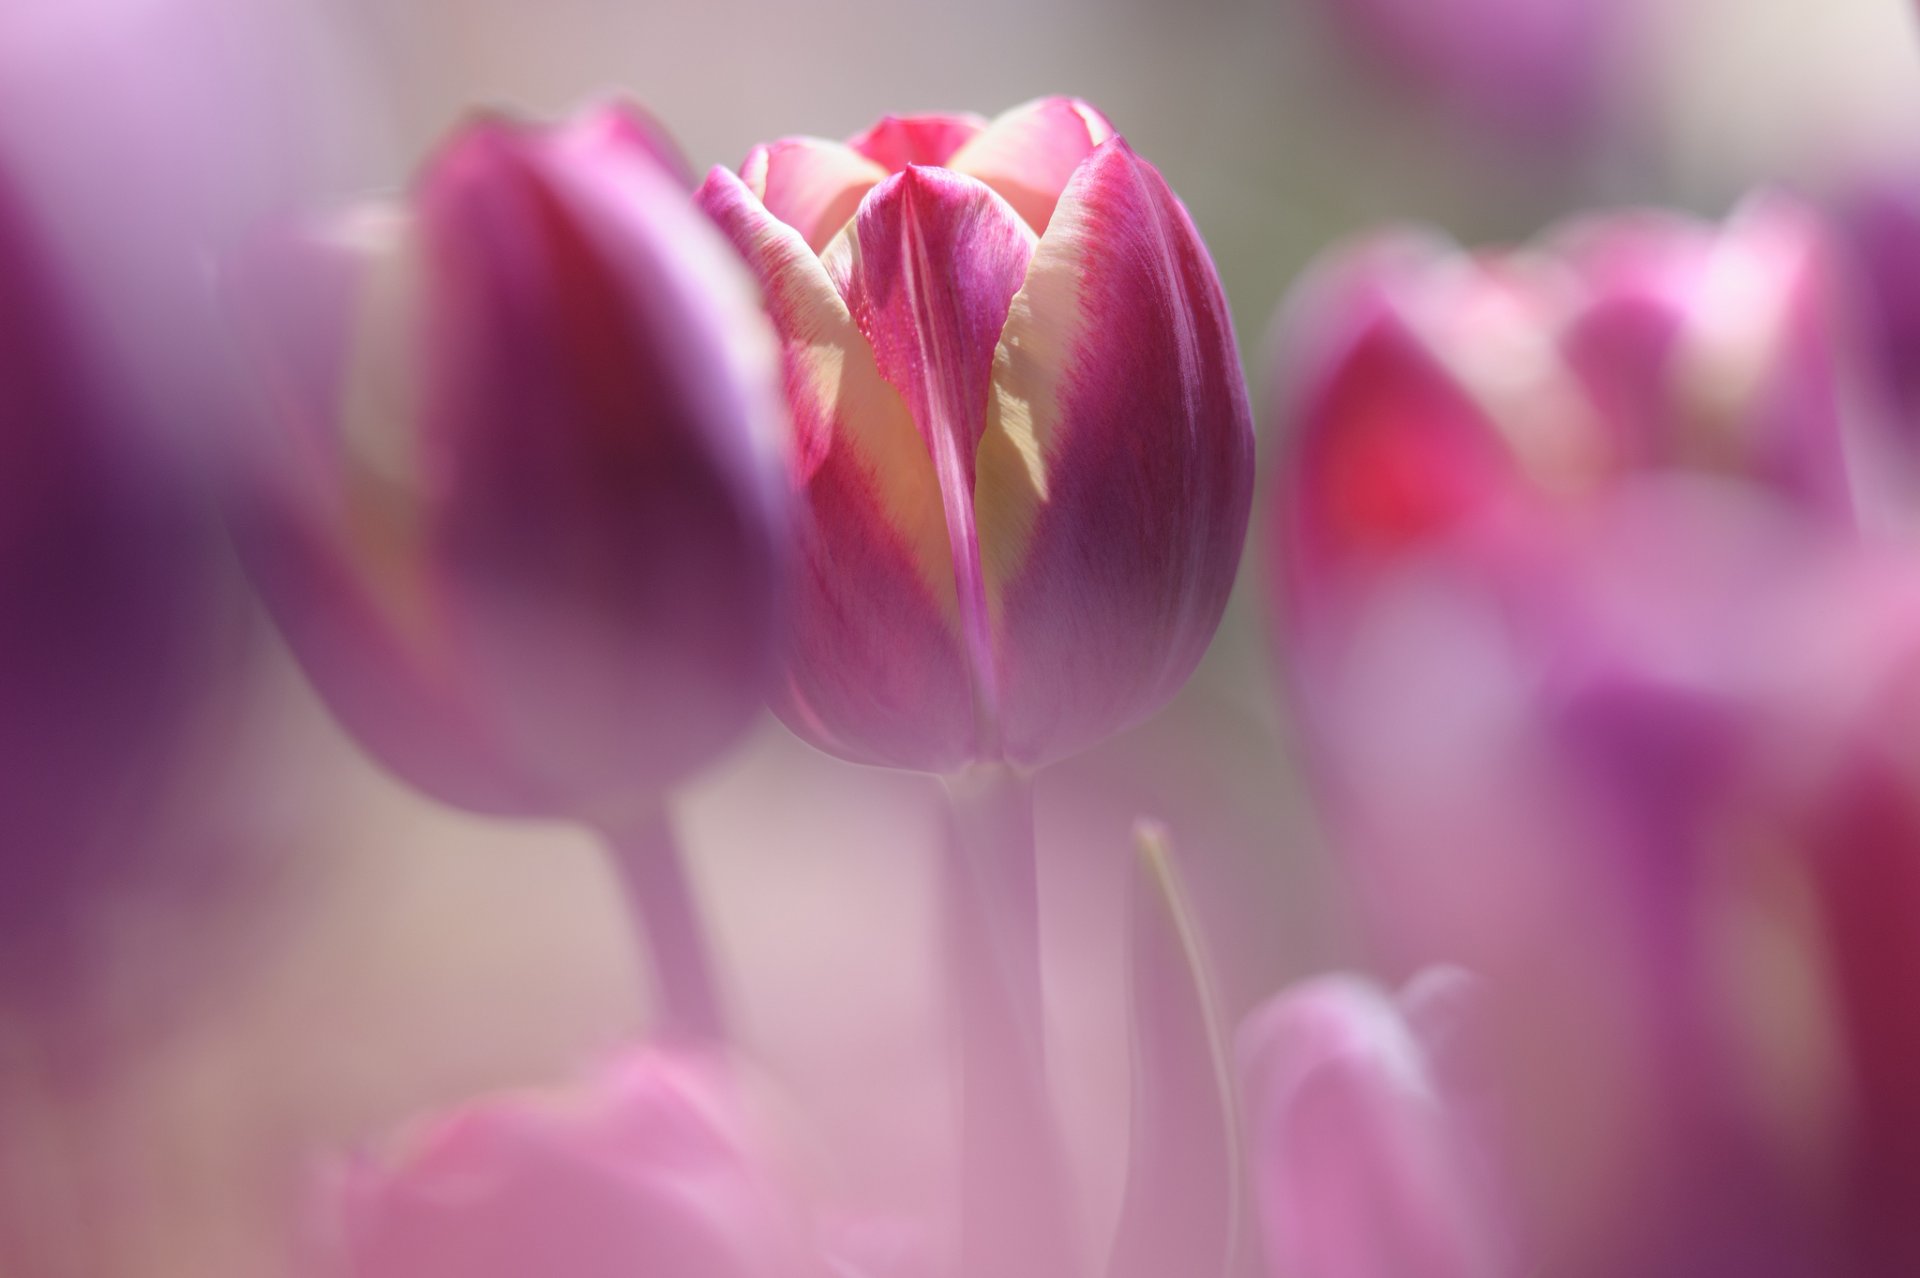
xmin=699 ymin=97 xmax=1255 ymax=773
xmin=1238 ymin=968 xmax=1516 ymax=1278
xmin=229 ymin=104 xmax=790 ymax=823
xmin=1273 ymin=196 xmax=1854 ymax=675
xmin=317 ymin=1049 xmax=823 ymax=1278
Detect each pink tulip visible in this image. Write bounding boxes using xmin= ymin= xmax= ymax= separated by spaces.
xmin=1273 ymin=196 xmax=1854 ymax=682
xmin=1238 ymin=968 xmax=1516 ymax=1278
xmin=698 ymin=96 xmax=1254 ymax=774
xmin=228 ymin=103 xmax=790 ymax=822
xmin=315 ymin=1049 xmax=825 ymax=1278
xmin=1273 ymin=460 xmax=1920 ymax=1275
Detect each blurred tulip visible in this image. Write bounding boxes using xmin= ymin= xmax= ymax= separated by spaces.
xmin=229 ymin=103 xmax=789 ymax=822
xmin=1306 ymin=0 xmax=1637 ymax=147
xmin=0 ymin=0 xmax=316 ymax=1040
xmin=1273 ymin=195 xmax=1854 ymax=683
xmin=317 ymin=1049 xmax=824 ymax=1278
xmin=698 ymin=96 xmax=1254 ymax=774
xmin=0 ymin=148 xmax=246 ymax=1037
xmin=1238 ymin=968 xmax=1515 ymax=1278
xmin=1272 ymin=462 xmax=1920 ymax=1275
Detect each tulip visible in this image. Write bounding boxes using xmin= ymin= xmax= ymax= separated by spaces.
xmin=1238 ymin=968 xmax=1516 ymax=1278
xmin=315 ymin=1049 xmax=825 ymax=1278
xmin=1273 ymin=195 xmax=1853 ymax=682
xmin=701 ymin=96 xmax=1252 ymax=1277
xmin=229 ymin=104 xmax=791 ymax=1039
xmin=698 ymin=96 xmax=1254 ymax=775
xmin=1271 ymin=463 xmax=1920 ymax=1275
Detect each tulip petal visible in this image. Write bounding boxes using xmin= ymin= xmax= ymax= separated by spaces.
xmin=1238 ymin=975 xmax=1509 ymax=1278
xmin=978 ymin=140 xmax=1253 ymax=767
xmin=948 ymin=96 xmax=1117 ymax=234
xmin=227 ymin=209 xmax=550 ymax=815
xmin=697 ymin=165 xmax=975 ymax=769
xmin=741 ymin=137 xmax=888 ymax=254
xmin=833 ymin=166 xmax=1037 ymax=754
xmin=559 ymin=98 xmax=698 ymax=191
xmin=847 ymin=112 xmax=989 ymax=172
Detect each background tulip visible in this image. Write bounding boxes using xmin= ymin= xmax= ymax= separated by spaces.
xmin=229 ymin=104 xmax=791 ymax=1040
xmin=1272 ymin=196 xmax=1855 ymax=699
xmin=316 ymin=1048 xmax=823 ymax=1278
xmin=1271 ymin=465 xmax=1920 ymax=1275
xmin=231 ymin=103 xmax=788 ymax=821
xmin=1239 ymin=968 xmax=1515 ymax=1278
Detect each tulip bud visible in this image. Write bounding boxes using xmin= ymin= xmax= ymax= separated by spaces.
xmin=316 ymin=1049 xmax=824 ymax=1278
xmin=1238 ymin=969 xmax=1516 ymax=1278
xmin=698 ymin=97 xmax=1254 ymax=773
xmin=1273 ymin=196 xmax=1853 ymax=672
xmin=228 ymin=104 xmax=790 ymax=822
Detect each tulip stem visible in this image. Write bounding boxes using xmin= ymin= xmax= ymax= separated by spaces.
xmin=604 ymin=811 xmax=726 ymax=1044
xmin=942 ymin=763 xmax=1082 ymax=1278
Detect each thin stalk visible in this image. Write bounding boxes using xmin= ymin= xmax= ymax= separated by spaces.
xmin=602 ymin=808 xmax=726 ymax=1043
xmin=943 ymin=762 xmax=1082 ymax=1278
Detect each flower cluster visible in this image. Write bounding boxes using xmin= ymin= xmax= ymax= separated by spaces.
xmin=10 ymin=3 xmax=1920 ymax=1276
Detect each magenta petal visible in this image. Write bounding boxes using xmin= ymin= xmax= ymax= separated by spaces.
xmin=696 ymin=165 xmax=977 ymax=770
xmin=983 ymin=141 xmax=1254 ymax=767
xmin=414 ymin=119 xmax=789 ymax=809
xmin=847 ymin=112 xmax=989 ymax=172
xmin=741 ymin=137 xmax=887 ymax=254
xmin=837 ymin=165 xmax=1037 ymax=752
xmin=226 ymin=214 xmax=549 ymax=816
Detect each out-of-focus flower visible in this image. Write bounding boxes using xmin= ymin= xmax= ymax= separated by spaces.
xmin=228 ymin=104 xmax=790 ymax=822
xmin=1238 ymin=968 xmax=1515 ymax=1278
xmin=1272 ymin=461 xmax=1920 ymax=1275
xmin=315 ymin=1049 xmax=825 ymax=1278
xmin=698 ymin=97 xmax=1254 ymax=774
xmin=0 ymin=148 xmax=241 ymax=1023
xmin=1273 ymin=196 xmax=1853 ymax=685
xmin=1304 ymin=0 xmax=1638 ymax=147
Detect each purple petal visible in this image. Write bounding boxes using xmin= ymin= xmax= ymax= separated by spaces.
xmin=980 ymin=140 xmax=1254 ymax=767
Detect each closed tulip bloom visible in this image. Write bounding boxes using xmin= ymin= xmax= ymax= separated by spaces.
xmin=1239 ymin=969 xmax=1516 ymax=1278
xmin=1273 ymin=196 xmax=1852 ymax=662
xmin=698 ymin=97 xmax=1254 ymax=773
xmin=319 ymin=1050 xmax=824 ymax=1278
xmin=229 ymin=104 xmax=789 ymax=822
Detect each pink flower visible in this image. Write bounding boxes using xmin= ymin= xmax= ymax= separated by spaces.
xmin=228 ymin=103 xmax=791 ymax=821
xmin=1272 ymin=197 xmax=1854 ymax=682
xmin=1239 ymin=968 xmax=1517 ymax=1278
xmin=317 ymin=1049 xmax=825 ymax=1278
xmin=698 ymin=97 xmax=1254 ymax=773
